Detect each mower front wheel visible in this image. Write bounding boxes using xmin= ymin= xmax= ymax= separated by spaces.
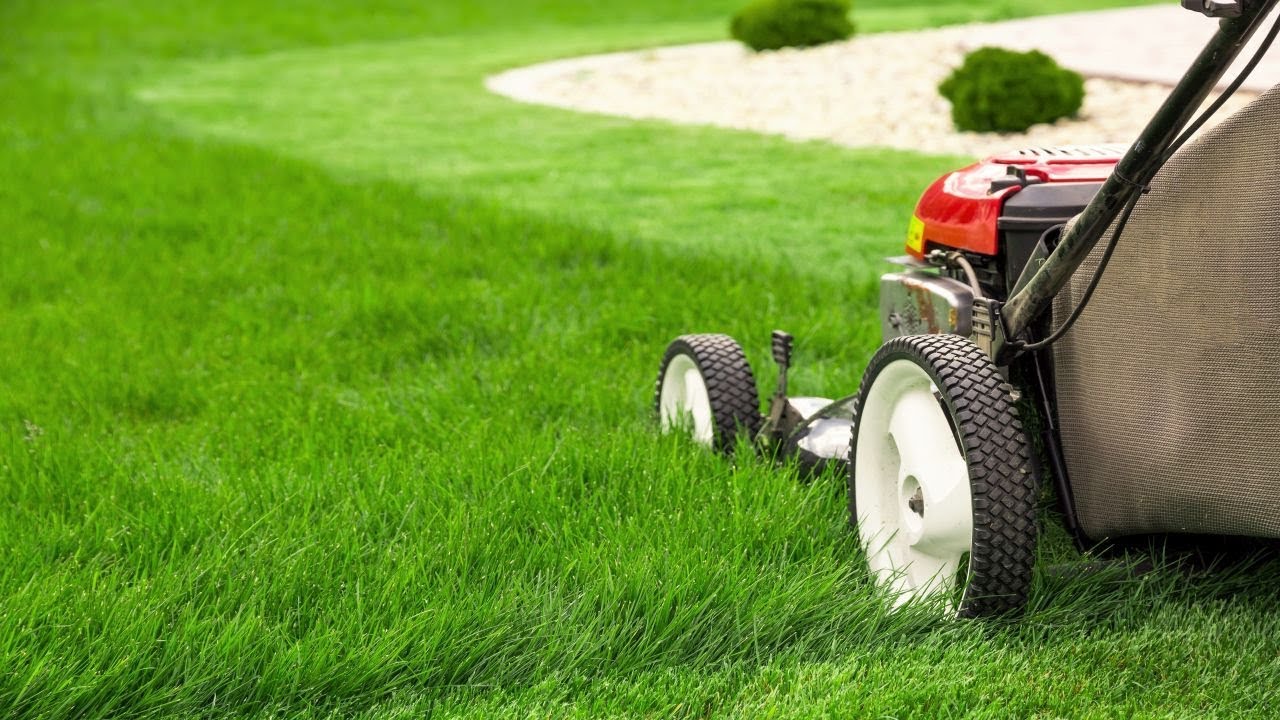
xmin=849 ymin=334 xmax=1037 ymax=617
xmin=655 ymin=334 xmax=762 ymax=453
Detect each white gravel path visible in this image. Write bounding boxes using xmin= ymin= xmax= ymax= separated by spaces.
xmin=487 ymin=6 xmax=1278 ymax=158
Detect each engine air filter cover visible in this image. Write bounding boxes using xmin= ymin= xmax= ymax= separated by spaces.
xmin=907 ymin=146 xmax=1121 ymax=258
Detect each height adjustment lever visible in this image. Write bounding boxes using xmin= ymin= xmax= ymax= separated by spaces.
xmin=1181 ymin=0 xmax=1243 ymax=18
xmin=771 ymin=330 xmax=793 ymax=396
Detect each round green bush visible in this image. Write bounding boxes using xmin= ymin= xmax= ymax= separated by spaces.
xmin=730 ymin=0 xmax=854 ymax=52
xmin=938 ymin=47 xmax=1086 ymax=133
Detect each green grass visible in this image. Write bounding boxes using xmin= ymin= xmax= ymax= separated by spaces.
xmin=6 ymin=0 xmax=1280 ymax=717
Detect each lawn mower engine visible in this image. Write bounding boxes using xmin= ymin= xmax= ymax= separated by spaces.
xmin=775 ymin=147 xmax=1124 ymax=475
xmin=882 ymin=146 xmax=1122 ymax=338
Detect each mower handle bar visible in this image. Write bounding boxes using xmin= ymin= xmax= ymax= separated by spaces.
xmin=1000 ymin=0 xmax=1280 ymax=350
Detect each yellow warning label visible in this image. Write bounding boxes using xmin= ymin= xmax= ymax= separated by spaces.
xmin=906 ymin=215 xmax=925 ymax=254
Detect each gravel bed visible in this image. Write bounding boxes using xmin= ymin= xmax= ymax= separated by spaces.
xmin=487 ymin=18 xmax=1262 ymax=158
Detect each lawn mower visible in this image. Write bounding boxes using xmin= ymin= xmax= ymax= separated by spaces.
xmin=654 ymin=0 xmax=1280 ymax=617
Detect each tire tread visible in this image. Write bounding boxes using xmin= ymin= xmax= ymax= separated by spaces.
xmin=655 ymin=334 xmax=762 ymax=453
xmin=849 ymin=334 xmax=1037 ymax=617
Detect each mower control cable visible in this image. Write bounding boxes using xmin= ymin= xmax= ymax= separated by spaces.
xmin=1163 ymin=5 xmax=1280 ymax=163
xmin=1009 ymin=6 xmax=1280 ymax=354
xmin=1010 ymin=194 xmax=1142 ymax=352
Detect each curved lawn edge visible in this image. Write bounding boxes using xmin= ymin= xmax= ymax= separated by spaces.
xmin=483 ymin=6 xmax=1266 ymax=157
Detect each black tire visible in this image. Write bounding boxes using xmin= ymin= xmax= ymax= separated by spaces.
xmin=655 ymin=334 xmax=762 ymax=453
xmin=848 ymin=334 xmax=1037 ymax=617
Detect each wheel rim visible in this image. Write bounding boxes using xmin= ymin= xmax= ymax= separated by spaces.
xmin=855 ymin=359 xmax=974 ymax=608
xmin=659 ymin=354 xmax=714 ymax=447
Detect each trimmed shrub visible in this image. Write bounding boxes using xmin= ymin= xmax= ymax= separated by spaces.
xmin=730 ymin=0 xmax=854 ymax=52
xmin=939 ymin=47 xmax=1086 ymax=133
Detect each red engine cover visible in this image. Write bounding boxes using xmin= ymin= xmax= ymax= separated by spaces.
xmin=907 ymin=146 xmax=1123 ymax=258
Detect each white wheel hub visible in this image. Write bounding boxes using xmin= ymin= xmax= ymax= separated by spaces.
xmin=659 ymin=354 xmax=714 ymax=447
xmin=855 ymin=359 xmax=974 ymax=607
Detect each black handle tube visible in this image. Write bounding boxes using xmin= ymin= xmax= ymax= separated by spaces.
xmin=1002 ymin=1 xmax=1280 ymax=341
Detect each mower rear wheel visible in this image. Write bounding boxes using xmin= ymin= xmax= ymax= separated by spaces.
xmin=655 ymin=334 xmax=761 ymax=453
xmin=849 ymin=334 xmax=1037 ymax=617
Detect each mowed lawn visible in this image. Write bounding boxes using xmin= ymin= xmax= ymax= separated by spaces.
xmin=5 ymin=0 xmax=1280 ymax=717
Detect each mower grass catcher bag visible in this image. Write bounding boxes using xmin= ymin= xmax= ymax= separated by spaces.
xmin=1052 ymin=84 xmax=1280 ymax=541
